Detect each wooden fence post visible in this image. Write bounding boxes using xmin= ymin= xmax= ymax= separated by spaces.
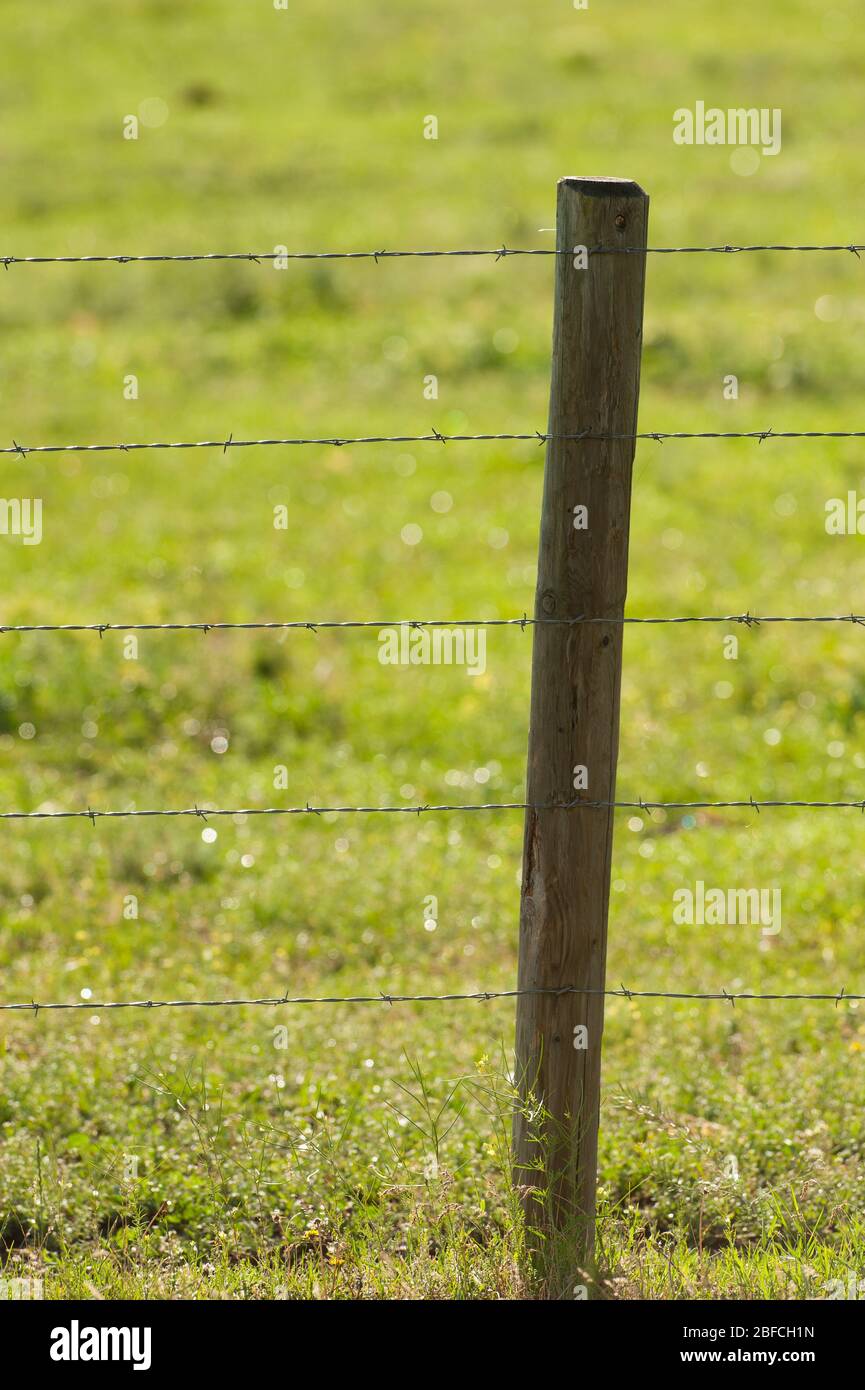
xmin=513 ymin=177 xmax=649 ymax=1258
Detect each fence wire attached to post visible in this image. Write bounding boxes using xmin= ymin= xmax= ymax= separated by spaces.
xmin=1 ymin=984 xmax=861 ymax=1014
xmin=5 ymin=208 xmax=865 ymax=1286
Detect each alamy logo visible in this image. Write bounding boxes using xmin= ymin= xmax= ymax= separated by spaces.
xmin=825 ymin=492 xmax=865 ymax=534
xmin=672 ymin=880 xmax=781 ymax=935
xmin=0 ymin=497 xmax=42 ymax=545
xmin=825 ymin=1273 xmax=865 ymax=1299
xmin=50 ymin=1321 xmax=152 ymax=1371
xmin=673 ymin=102 xmax=782 ymax=156
xmin=378 ymin=626 xmax=486 ymax=675
xmin=0 ymin=1277 xmax=42 ymax=1299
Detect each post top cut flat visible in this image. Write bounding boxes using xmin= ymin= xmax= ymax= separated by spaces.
xmin=558 ymin=176 xmax=647 ymax=198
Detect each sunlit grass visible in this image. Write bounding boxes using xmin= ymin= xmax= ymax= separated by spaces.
xmin=1 ymin=0 xmax=864 ymax=1299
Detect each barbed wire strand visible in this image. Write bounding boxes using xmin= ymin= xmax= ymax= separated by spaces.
xmin=3 ymin=238 xmax=863 ymax=1027
xmin=0 ymin=984 xmax=860 ymax=1013
xmin=4 ymin=428 xmax=865 ymax=456
xmin=2 ymin=613 xmax=865 ymax=635
xmin=2 ymin=244 xmax=865 ymax=267
xmin=4 ymin=798 xmax=865 ymax=823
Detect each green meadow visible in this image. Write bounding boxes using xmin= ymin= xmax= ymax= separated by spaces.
xmin=1 ymin=0 xmax=865 ymax=1298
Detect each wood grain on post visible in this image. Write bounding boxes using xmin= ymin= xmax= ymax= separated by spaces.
xmin=513 ymin=177 xmax=649 ymax=1254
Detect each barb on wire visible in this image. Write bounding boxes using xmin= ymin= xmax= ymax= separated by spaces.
xmin=1 ymin=983 xmax=861 ymax=1013
xmin=2 ymin=613 xmax=865 ymax=635
xmin=4 ymin=797 xmax=865 ymax=823
xmin=2 ymin=243 xmax=865 ymax=267
xmin=4 ymin=428 xmax=865 ymax=457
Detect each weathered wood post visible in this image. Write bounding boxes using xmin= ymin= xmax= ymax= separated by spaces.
xmin=513 ymin=177 xmax=649 ymax=1258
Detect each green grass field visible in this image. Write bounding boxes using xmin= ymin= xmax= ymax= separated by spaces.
xmin=2 ymin=0 xmax=865 ymax=1300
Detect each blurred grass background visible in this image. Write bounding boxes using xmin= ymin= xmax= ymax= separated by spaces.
xmin=1 ymin=0 xmax=865 ymax=1298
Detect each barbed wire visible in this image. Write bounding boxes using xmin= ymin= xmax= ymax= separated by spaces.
xmin=4 ymin=797 xmax=865 ymax=823
xmin=2 ymin=243 xmax=865 ymax=267
xmin=593 ymin=244 xmax=865 ymax=257
xmin=3 ymin=427 xmax=865 ymax=457
xmin=2 ymin=613 xmax=865 ymax=635
xmin=1 ymin=983 xmax=860 ymax=1013
xmin=5 ymin=234 xmax=864 ymax=1039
